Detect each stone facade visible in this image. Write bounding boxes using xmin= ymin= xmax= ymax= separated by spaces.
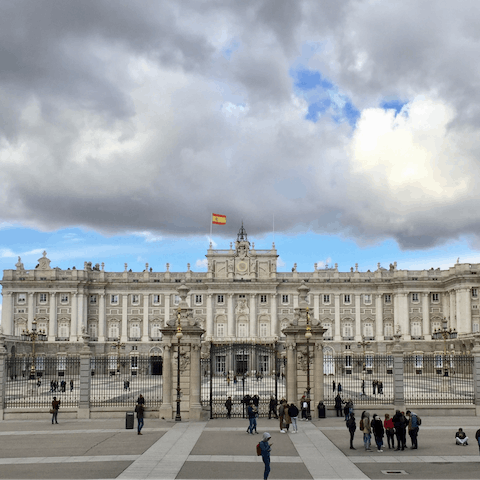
xmin=1 ymin=226 xmax=480 ymax=356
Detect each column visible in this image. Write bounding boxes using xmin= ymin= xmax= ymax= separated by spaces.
xmin=354 ymin=294 xmax=361 ymax=341
xmin=227 ymin=294 xmax=235 ymax=337
xmin=399 ymin=293 xmax=410 ymax=340
xmin=206 ymin=294 xmax=213 ymax=338
xmin=472 ymin=343 xmax=480 ymax=408
xmin=189 ymin=343 xmax=202 ymax=419
xmin=121 ymin=294 xmax=128 ymax=342
xmin=164 ymin=294 xmax=171 ymax=327
xmin=286 ymin=343 xmax=297 ymax=403
xmin=27 ymin=293 xmax=35 ymax=331
xmin=271 ymin=294 xmax=278 ymax=338
xmin=48 ymin=293 xmax=57 ymax=342
xmin=249 ymin=294 xmax=257 ymax=338
xmin=450 ymin=290 xmax=456 ymax=329
xmin=78 ymin=347 xmax=92 ymax=419
xmin=0 ymin=344 xmax=7 ymax=418
xmin=77 ymin=293 xmax=85 ymax=338
xmin=313 ymin=294 xmax=320 ymax=324
xmin=159 ymin=345 xmax=172 ymax=418
xmin=443 ymin=291 xmax=450 ymax=326
xmin=313 ymin=342 xmax=324 ymax=417
xmin=293 ymin=295 xmax=299 ymax=309
xmin=422 ymin=293 xmax=430 ymax=339
xmin=142 ymin=294 xmax=149 ymax=342
xmin=393 ymin=293 xmax=398 ymax=335
xmin=98 ymin=293 xmax=106 ymax=343
xmin=375 ymin=294 xmax=384 ymax=340
xmin=334 ymin=294 xmax=341 ymax=341
xmin=393 ymin=352 xmax=405 ymax=407
xmin=71 ymin=293 xmax=77 ymax=341
xmin=457 ymin=288 xmax=471 ymax=334
xmin=1 ymin=292 xmax=13 ymax=336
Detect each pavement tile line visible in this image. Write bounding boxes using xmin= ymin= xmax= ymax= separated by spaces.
xmin=0 ymin=428 xmax=170 ymax=436
xmin=0 ymin=455 xmax=140 ymax=465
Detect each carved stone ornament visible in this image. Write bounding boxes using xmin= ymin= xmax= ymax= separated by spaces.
xmin=16 ymin=256 xmax=25 ymax=271
xmin=175 ymin=349 xmax=190 ymax=373
xmin=235 ymin=300 xmax=249 ymax=315
xmin=297 ymin=349 xmax=314 ymax=372
xmin=37 ymin=251 xmax=51 ymax=270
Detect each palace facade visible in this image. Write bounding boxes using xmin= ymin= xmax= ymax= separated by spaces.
xmin=1 ymin=225 xmax=480 ymax=355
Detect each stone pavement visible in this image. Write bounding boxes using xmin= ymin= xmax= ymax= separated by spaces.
xmin=0 ymin=415 xmax=479 ymax=479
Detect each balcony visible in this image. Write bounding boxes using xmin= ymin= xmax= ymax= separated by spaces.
xmin=150 ymin=336 xmax=162 ymax=341
xmin=55 ymin=337 xmax=69 ymax=341
xmin=411 ymin=336 xmax=424 ymax=340
xmin=323 ymin=336 xmax=333 ymax=341
xmin=128 ymin=337 xmax=141 ymax=342
xmin=342 ymin=336 xmax=354 ymax=341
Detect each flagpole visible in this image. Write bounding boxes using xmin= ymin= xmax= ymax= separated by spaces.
xmin=210 ymin=213 xmax=212 ymax=243
xmin=273 ymin=213 xmax=275 ymax=243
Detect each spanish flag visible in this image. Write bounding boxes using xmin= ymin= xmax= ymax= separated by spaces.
xmin=212 ymin=213 xmax=227 ymax=225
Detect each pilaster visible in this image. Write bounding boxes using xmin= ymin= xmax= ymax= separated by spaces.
xmin=71 ymin=293 xmax=78 ymax=341
xmin=28 ymin=293 xmax=35 ymax=332
xmin=98 ymin=293 xmax=106 ymax=342
xmin=48 ymin=292 xmax=57 ymax=342
xmin=159 ymin=345 xmax=173 ymax=419
xmin=422 ymin=293 xmax=431 ymax=339
xmin=206 ymin=294 xmax=213 ymax=338
xmin=334 ymin=294 xmax=341 ymax=341
xmin=227 ymin=294 xmax=235 ymax=338
xmin=142 ymin=294 xmax=149 ymax=342
xmin=354 ymin=294 xmax=361 ymax=341
xmin=249 ymin=294 xmax=257 ymax=337
xmin=78 ymin=344 xmax=92 ymax=419
xmin=0 ymin=336 xmax=6 ymax=420
xmin=375 ymin=294 xmax=383 ymax=340
xmin=121 ymin=295 xmax=128 ymax=342
xmin=271 ymin=294 xmax=278 ymax=338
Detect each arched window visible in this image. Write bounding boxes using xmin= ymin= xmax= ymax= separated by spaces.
xmin=88 ymin=322 xmax=98 ymax=339
xmin=411 ymin=322 xmax=422 ymax=337
xmin=363 ymin=323 xmax=373 ymax=338
xmin=58 ymin=321 xmax=69 ymax=339
xmin=259 ymin=323 xmax=269 ymax=337
xmin=151 ymin=322 xmax=162 ymax=339
xmin=108 ymin=322 xmax=119 ymax=339
xmin=342 ymin=323 xmax=353 ymax=338
xmin=130 ymin=322 xmax=141 ymax=339
xmin=384 ymin=323 xmax=393 ymax=338
xmin=323 ymin=323 xmax=332 ymax=338
xmin=238 ymin=323 xmax=247 ymax=337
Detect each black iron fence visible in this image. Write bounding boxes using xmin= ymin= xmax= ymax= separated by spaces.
xmin=201 ymin=343 xmax=286 ymax=418
xmin=90 ymin=356 xmax=163 ymax=406
xmin=5 ymin=356 xmax=80 ymax=408
xmin=323 ymin=354 xmax=394 ymax=406
xmin=404 ymin=354 xmax=474 ymax=404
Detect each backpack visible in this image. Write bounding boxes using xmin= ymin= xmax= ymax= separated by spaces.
xmin=256 ymin=443 xmax=262 ymax=456
xmin=359 ymin=418 xmax=364 ymax=430
xmin=415 ymin=414 xmax=421 ymax=426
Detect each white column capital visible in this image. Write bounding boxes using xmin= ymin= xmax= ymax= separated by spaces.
xmin=422 ymin=292 xmax=429 ymax=297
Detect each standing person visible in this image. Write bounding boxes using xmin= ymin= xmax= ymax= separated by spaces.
xmin=51 ymin=396 xmax=60 ymax=424
xmin=406 ymin=410 xmax=420 ymax=449
xmin=302 ymin=397 xmax=308 ymax=420
xmin=361 ymin=411 xmax=372 ymax=451
xmin=332 ymin=380 xmax=336 ymax=392
xmin=361 ymin=380 xmax=365 ymax=395
xmin=247 ymin=401 xmax=258 ymax=434
xmin=372 ymin=414 xmax=384 ymax=452
xmin=393 ymin=410 xmax=406 ymax=451
xmin=278 ymin=401 xmax=286 ymax=433
xmin=137 ymin=394 xmax=145 ymax=405
xmin=338 ymin=383 xmax=342 ymax=394
xmin=372 ymin=380 xmax=377 ymax=395
xmin=455 ymin=428 xmax=468 ymax=446
xmin=334 ymin=394 xmax=343 ymax=417
xmin=288 ymin=402 xmax=299 ymax=433
xmin=70 ymin=380 xmax=74 ymax=392
xmin=475 ymin=428 xmax=480 ymax=453
xmin=346 ymin=413 xmax=356 ymax=449
xmin=283 ymin=403 xmax=292 ymax=433
xmin=225 ymin=396 xmax=232 ymax=419
xmin=259 ymin=432 xmax=272 ymax=480
xmin=343 ymin=400 xmax=351 ymax=422
xmin=135 ymin=402 xmax=144 ymax=435
xmin=384 ymin=414 xmax=395 ymax=449
xmin=268 ymin=396 xmax=278 ymax=419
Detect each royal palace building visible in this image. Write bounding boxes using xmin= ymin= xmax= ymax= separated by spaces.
xmin=1 ymin=225 xmax=480 ymax=355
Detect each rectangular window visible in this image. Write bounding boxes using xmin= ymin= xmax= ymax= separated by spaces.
xmin=217 ymin=295 xmax=224 ymax=304
xmin=60 ymin=294 xmax=68 ymax=303
xmin=238 ymin=294 xmax=246 ymax=299
xmin=364 ymin=294 xmax=371 ymax=304
xmin=344 ymin=294 xmax=351 ymax=304
xmin=473 ymin=323 xmax=479 ymax=333
xmin=174 ymin=295 xmax=180 ymax=305
xmin=472 ymin=288 xmax=478 ymax=298
xmin=432 ymin=293 xmax=439 ymax=302
xmin=260 ymin=295 xmax=267 ymax=303
xmin=17 ymin=293 xmax=26 ymax=303
xmin=260 ymin=323 xmax=268 ymax=337
xmin=39 ymin=293 xmax=47 ymax=303
xmin=90 ymin=295 xmax=97 ymax=304
xmin=131 ymin=356 xmax=138 ymax=369
xmin=216 ymin=323 xmax=225 ymax=337
xmin=238 ymin=323 xmax=247 ymax=337
xmin=365 ymin=355 xmax=373 ymax=369
xmin=323 ymin=294 xmax=330 ymax=304
xmin=345 ymin=355 xmax=352 ymax=367
xmin=385 ymin=294 xmax=392 ymax=303
xmin=412 ymin=293 xmax=419 ymax=302
xmin=364 ymin=323 xmax=373 ymax=338
xmin=323 ymin=324 xmax=332 ymax=337
xmin=195 ymin=294 xmax=202 ymax=304
xmin=215 ymin=355 xmax=226 ymax=374
xmin=153 ymin=294 xmax=160 ymax=304
xmin=259 ymin=355 xmax=269 ymax=373
xmin=282 ymin=294 xmax=289 ymax=303
xmin=132 ymin=294 xmax=139 ymax=304
xmin=111 ymin=295 xmax=118 ymax=304
xmin=343 ymin=323 xmax=352 ymax=338
xmin=415 ymin=355 xmax=423 ymax=368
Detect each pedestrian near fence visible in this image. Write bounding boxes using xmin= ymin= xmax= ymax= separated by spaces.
xmin=346 ymin=413 xmax=356 ymax=449
xmin=384 ymin=414 xmax=395 ymax=449
xmin=135 ymin=403 xmax=144 ymax=435
xmin=288 ymin=403 xmax=299 ymax=433
xmin=361 ymin=411 xmax=372 ymax=451
xmin=259 ymin=432 xmax=272 ymax=480
xmin=51 ymin=397 xmax=60 ymax=424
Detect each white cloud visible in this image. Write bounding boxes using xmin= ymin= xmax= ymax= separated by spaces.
xmin=132 ymin=231 xmax=163 ymax=243
xmin=277 ymin=256 xmax=286 ymax=268
xmin=317 ymin=257 xmax=332 ymax=269
xmin=0 ymin=248 xmax=15 ymax=258
xmin=195 ymin=259 xmax=208 ymax=269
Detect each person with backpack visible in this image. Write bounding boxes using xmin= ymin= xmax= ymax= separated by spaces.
xmin=288 ymin=402 xmax=299 ymax=433
xmin=393 ymin=410 xmax=407 ymax=451
xmin=406 ymin=410 xmax=421 ymax=449
xmin=258 ymin=432 xmax=272 ymax=480
xmin=361 ymin=411 xmax=372 ymax=451
xmin=372 ymin=414 xmax=385 ymax=452
xmin=346 ymin=412 xmax=357 ymax=449
xmin=247 ymin=401 xmax=258 ymax=434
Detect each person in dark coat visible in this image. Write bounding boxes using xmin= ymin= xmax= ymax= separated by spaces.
xmin=268 ymin=396 xmax=278 ymax=419
xmin=393 ymin=410 xmax=407 ymax=450
xmin=372 ymin=414 xmax=384 ymax=452
xmin=259 ymin=432 xmax=272 ymax=479
xmin=225 ymin=396 xmax=232 ymax=419
xmin=135 ymin=403 xmax=144 ymax=435
xmin=346 ymin=413 xmax=356 ymax=449
xmin=334 ymin=394 xmax=343 ymax=417
xmin=51 ymin=397 xmax=60 ymax=424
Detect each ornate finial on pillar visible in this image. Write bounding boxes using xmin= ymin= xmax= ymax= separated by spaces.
xmin=230 ymin=242 xmax=233 ymax=250
xmin=145 ymin=263 xmax=149 ymax=271
xmin=43 ymin=250 xmax=47 ymax=258
xmin=314 ymin=263 xmax=317 ymax=271
xmin=355 ymin=263 xmax=358 ymax=272
xmin=124 ymin=263 xmax=128 ymax=272
xmin=187 ymin=263 xmax=191 ymax=271
xmin=209 ymin=241 xmax=213 ymax=248
xmin=252 ymin=242 xmax=255 ymax=249
xmin=377 ymin=262 xmax=381 ymax=270
xmin=101 ymin=262 xmax=105 ymax=271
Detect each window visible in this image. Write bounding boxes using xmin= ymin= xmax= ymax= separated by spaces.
xmin=131 ymin=356 xmax=138 ymax=369
xmin=364 ymin=294 xmax=371 ymax=304
xmin=90 ymin=295 xmax=97 ymax=304
xmin=215 ymin=355 xmax=226 ymax=374
xmin=385 ymin=294 xmax=392 ymax=303
xmin=260 ymin=295 xmax=267 ymax=303
xmin=108 ymin=323 xmax=119 ymax=339
xmin=412 ymin=293 xmax=419 ymax=302
xmin=174 ymin=295 xmax=180 ymax=305
xmin=260 ymin=323 xmax=269 ymax=337
xmin=344 ymin=294 xmax=351 ymax=304
xmin=432 ymin=321 xmax=441 ymax=333
xmin=365 ymin=355 xmax=373 ymax=369
xmin=384 ymin=324 xmax=393 ymax=338
xmin=411 ymin=322 xmax=422 ymax=337
xmin=217 ymin=295 xmax=224 ymax=304
xmin=345 ymin=355 xmax=352 ymax=367
xmin=216 ymin=323 xmax=225 ymax=337
xmin=364 ymin=323 xmax=373 ymax=338
xmin=323 ymin=294 xmax=330 ymax=304
xmin=473 ymin=323 xmax=479 ymax=333
xmin=58 ymin=322 xmax=69 ymax=339
xmin=432 ymin=293 xmax=439 ymax=302
xmin=132 ymin=294 xmax=139 ymax=304
xmin=17 ymin=293 xmax=26 ymax=303
xmin=89 ymin=323 xmax=97 ymax=339
xmin=415 ymin=355 xmax=423 ymax=368
xmin=151 ymin=323 xmax=162 ymax=339
xmin=238 ymin=294 xmax=246 ymax=299
xmin=472 ymin=288 xmax=478 ymax=298
xmin=195 ymin=294 xmax=202 ymax=304
xmin=259 ymin=355 xmax=269 ymax=373
xmin=342 ymin=323 xmax=353 ymax=338
xmin=434 ymin=355 xmax=443 ymax=368
xmin=39 ymin=293 xmax=47 ymax=303
xmin=282 ymin=294 xmax=289 ymax=303
xmin=59 ymin=294 xmax=68 ymax=303
xmin=238 ymin=323 xmax=247 ymax=337
xmin=111 ymin=295 xmax=118 ymax=304
xmin=152 ymin=294 xmax=160 ymax=304
xmin=130 ymin=322 xmax=141 ymax=339
xmin=323 ymin=323 xmax=332 ymax=338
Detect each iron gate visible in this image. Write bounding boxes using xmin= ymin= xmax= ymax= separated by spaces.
xmin=201 ymin=343 xmax=286 ymax=418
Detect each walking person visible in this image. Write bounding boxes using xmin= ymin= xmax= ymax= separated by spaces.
xmin=70 ymin=379 xmax=74 ymax=392
xmin=332 ymin=380 xmax=336 ymax=392
xmin=288 ymin=402 xmax=299 ymax=433
xmin=361 ymin=411 xmax=372 ymax=451
xmin=384 ymin=414 xmax=395 ymax=449
xmin=334 ymin=393 xmax=343 ymax=417
xmin=279 ymin=401 xmax=286 ymax=433
xmin=51 ymin=396 xmax=60 ymax=424
xmin=346 ymin=412 xmax=356 ymax=449
xmin=372 ymin=414 xmax=384 ymax=452
xmin=135 ymin=402 xmax=144 ymax=435
xmin=283 ymin=403 xmax=292 ymax=433
xmin=475 ymin=428 xmax=480 ymax=453
xmin=406 ymin=410 xmax=420 ymax=449
xmin=247 ymin=401 xmax=258 ymax=434
xmin=301 ymin=397 xmax=308 ymax=420
xmin=225 ymin=396 xmax=232 ymax=419
xmin=268 ymin=396 xmax=278 ymax=419
xmin=259 ymin=432 xmax=272 ymax=480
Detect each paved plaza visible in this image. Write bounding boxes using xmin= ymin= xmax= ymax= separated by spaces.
xmin=0 ymin=414 xmax=479 ymax=479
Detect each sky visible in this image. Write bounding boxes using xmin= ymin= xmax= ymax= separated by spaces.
xmin=2 ymin=0 xmax=480 ymax=320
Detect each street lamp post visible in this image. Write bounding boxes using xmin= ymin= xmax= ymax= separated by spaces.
xmin=22 ymin=318 xmax=46 ymax=380
xmin=433 ymin=317 xmax=457 ymax=377
xmin=305 ymin=307 xmax=312 ymax=420
xmin=175 ymin=307 xmax=183 ymax=422
xmin=111 ymin=339 xmax=126 ymax=374
xmin=357 ymin=336 xmax=371 ymax=374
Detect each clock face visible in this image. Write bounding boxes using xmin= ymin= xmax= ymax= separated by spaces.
xmin=237 ymin=261 xmax=248 ymax=272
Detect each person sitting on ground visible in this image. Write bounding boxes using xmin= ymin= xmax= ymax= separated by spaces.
xmin=455 ymin=427 xmax=469 ymax=446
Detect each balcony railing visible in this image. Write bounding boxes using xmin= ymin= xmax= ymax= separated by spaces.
xmin=55 ymin=337 xmax=70 ymax=341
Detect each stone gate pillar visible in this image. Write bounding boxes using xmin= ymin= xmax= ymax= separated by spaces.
xmin=0 ymin=334 xmax=6 ymax=420
xmin=159 ymin=345 xmax=172 ymax=419
xmin=286 ymin=342 xmax=297 ymax=403
xmin=392 ymin=335 xmax=405 ymax=409
xmin=472 ymin=340 xmax=480 ymax=416
xmin=78 ymin=342 xmax=92 ymax=419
